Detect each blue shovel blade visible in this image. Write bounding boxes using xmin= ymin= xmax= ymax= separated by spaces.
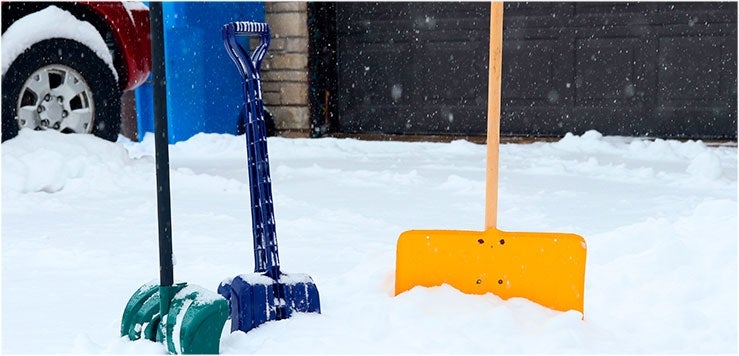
xmin=218 ymin=273 xmax=320 ymax=333
xmin=279 ymin=273 xmax=321 ymax=315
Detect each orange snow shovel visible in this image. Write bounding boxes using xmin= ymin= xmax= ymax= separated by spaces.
xmin=394 ymin=2 xmax=587 ymax=315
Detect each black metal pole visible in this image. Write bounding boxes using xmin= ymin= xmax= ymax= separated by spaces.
xmin=149 ymin=2 xmax=174 ymax=288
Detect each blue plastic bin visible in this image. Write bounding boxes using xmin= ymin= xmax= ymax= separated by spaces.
xmin=135 ymin=2 xmax=265 ymax=143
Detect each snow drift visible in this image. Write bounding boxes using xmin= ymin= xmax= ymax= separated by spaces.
xmin=1 ymin=129 xmax=736 ymax=353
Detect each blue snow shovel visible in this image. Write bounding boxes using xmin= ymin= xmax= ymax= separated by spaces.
xmin=120 ymin=4 xmax=228 ymax=354
xmin=217 ymin=21 xmax=320 ymax=334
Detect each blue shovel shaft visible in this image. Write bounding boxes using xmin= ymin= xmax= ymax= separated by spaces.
xmin=223 ymin=22 xmax=280 ymax=277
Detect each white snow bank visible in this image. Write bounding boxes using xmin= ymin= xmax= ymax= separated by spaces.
xmin=1 ymin=130 xmax=149 ymax=194
xmin=687 ymin=150 xmax=724 ymax=180
xmin=514 ymin=130 xmax=735 ymax=189
xmin=557 ymin=130 xmax=730 ymax=165
xmin=1 ymin=5 xmax=118 ymax=79
xmin=1 ymin=130 xmax=736 ymax=354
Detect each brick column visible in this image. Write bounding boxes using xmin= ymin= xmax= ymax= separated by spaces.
xmin=262 ymin=2 xmax=310 ymax=136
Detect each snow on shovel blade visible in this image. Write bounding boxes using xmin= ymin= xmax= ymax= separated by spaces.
xmin=395 ymin=229 xmax=587 ymax=314
xmin=218 ymin=273 xmax=320 ymax=333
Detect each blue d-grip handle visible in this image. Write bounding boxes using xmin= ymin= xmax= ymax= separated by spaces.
xmin=223 ymin=22 xmax=280 ymax=279
xmin=222 ymin=21 xmax=270 ymax=75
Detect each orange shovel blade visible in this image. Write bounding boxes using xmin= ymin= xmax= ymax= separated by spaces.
xmin=395 ymin=228 xmax=587 ymax=314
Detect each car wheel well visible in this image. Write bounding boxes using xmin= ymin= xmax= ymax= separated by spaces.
xmin=1 ymin=2 xmax=128 ymax=89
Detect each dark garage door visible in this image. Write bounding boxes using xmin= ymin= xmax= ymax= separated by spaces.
xmin=310 ymin=2 xmax=737 ymax=139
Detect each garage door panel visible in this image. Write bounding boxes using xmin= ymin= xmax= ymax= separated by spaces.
xmin=326 ymin=2 xmax=736 ymax=139
xmin=339 ymin=106 xmax=414 ymax=134
xmin=404 ymin=106 xmax=486 ymax=135
xmin=503 ymin=39 xmax=558 ymax=103
xmin=338 ymin=42 xmax=413 ymax=104
xmin=658 ymin=35 xmax=725 ymax=102
xmin=575 ymin=37 xmax=642 ymax=106
xmin=414 ymin=44 xmax=488 ymax=106
xmin=337 ymin=2 xmax=411 ymax=27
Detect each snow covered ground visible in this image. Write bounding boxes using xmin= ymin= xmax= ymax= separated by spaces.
xmin=1 ymin=129 xmax=736 ymax=353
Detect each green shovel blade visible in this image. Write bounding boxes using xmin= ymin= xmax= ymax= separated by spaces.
xmin=122 ymin=282 xmax=228 ymax=354
xmin=165 ymin=285 xmax=229 ymax=354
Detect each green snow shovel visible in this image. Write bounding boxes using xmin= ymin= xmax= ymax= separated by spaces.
xmin=120 ymin=3 xmax=228 ymax=354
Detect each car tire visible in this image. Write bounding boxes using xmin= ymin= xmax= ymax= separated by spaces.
xmin=2 ymin=38 xmax=121 ymax=142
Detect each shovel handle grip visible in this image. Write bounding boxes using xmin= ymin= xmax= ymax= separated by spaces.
xmin=231 ymin=21 xmax=269 ymax=36
xmin=222 ymin=21 xmax=270 ymax=75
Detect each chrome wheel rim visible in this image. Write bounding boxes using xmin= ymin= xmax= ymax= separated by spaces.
xmin=16 ymin=64 xmax=95 ymax=133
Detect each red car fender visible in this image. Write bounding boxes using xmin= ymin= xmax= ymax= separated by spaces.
xmin=82 ymin=1 xmax=151 ymax=91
